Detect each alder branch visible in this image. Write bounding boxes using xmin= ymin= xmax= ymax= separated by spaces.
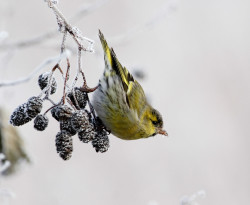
xmin=0 ymin=50 xmax=70 ymax=87
xmin=0 ymin=0 xmax=95 ymax=88
xmin=0 ymin=0 xmax=107 ymax=50
xmin=0 ymin=0 xmax=178 ymax=51
xmin=0 ymin=0 xmax=179 ymax=89
xmin=45 ymin=0 xmax=94 ymax=52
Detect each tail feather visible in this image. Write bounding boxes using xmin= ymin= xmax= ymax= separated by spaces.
xmin=110 ymin=48 xmax=134 ymax=89
xmin=98 ymin=30 xmax=135 ymax=93
xmin=99 ymin=30 xmax=112 ymax=67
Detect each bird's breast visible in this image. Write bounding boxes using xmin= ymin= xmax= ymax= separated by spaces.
xmin=92 ymin=75 xmax=147 ymax=140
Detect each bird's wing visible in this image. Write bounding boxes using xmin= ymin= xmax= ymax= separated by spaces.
xmin=110 ymin=48 xmax=147 ymax=111
xmin=99 ymin=30 xmax=146 ymax=113
xmin=99 ymin=30 xmax=133 ymax=89
xmin=99 ymin=30 xmax=113 ymax=69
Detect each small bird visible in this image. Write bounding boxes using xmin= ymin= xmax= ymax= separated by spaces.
xmin=92 ymin=30 xmax=167 ymax=140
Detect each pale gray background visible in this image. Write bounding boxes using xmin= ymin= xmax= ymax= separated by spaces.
xmin=0 ymin=0 xmax=249 ymax=204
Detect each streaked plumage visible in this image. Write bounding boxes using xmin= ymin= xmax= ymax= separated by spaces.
xmin=92 ymin=30 xmax=167 ymax=140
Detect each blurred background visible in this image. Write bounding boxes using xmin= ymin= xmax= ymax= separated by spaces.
xmin=0 ymin=0 xmax=250 ymax=204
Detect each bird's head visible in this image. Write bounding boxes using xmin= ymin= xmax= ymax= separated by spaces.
xmin=143 ymin=106 xmax=168 ymax=137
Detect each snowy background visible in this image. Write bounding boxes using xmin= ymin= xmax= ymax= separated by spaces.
xmin=0 ymin=0 xmax=250 ymax=204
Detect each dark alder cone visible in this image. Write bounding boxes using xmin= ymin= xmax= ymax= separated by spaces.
xmin=38 ymin=72 xmax=57 ymax=94
xmin=55 ymin=131 xmax=73 ymax=160
xmin=51 ymin=106 xmax=59 ymax=121
xmin=26 ymin=96 xmax=43 ymax=118
xmin=53 ymin=105 xmax=73 ymax=121
xmin=93 ymin=116 xmax=106 ymax=132
xmin=91 ymin=116 xmax=110 ymax=153
xmin=92 ymin=131 xmax=110 ymax=153
xmin=70 ymin=110 xmax=89 ymax=133
xmin=67 ymin=88 xmax=88 ymax=109
xmin=60 ymin=119 xmax=77 ymax=136
xmin=78 ymin=123 xmax=96 ymax=143
xmin=9 ymin=103 xmax=32 ymax=126
xmin=34 ymin=114 xmax=49 ymax=131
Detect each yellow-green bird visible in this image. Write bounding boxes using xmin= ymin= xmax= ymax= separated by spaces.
xmin=92 ymin=30 xmax=167 ymax=140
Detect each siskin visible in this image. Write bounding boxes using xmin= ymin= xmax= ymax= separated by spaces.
xmin=92 ymin=30 xmax=167 ymax=140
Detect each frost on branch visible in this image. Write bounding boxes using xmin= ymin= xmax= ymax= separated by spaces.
xmin=45 ymin=0 xmax=94 ymax=52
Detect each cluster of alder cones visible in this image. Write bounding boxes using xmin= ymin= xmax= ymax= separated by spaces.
xmin=10 ymin=72 xmax=110 ymax=160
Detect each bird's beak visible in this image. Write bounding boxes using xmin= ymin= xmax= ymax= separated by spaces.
xmin=158 ymin=128 xmax=168 ymax=136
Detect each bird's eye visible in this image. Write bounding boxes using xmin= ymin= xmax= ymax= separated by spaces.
xmin=152 ymin=121 xmax=157 ymax=125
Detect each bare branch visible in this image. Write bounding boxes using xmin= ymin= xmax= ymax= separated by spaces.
xmin=62 ymin=58 xmax=70 ymax=104
xmin=70 ymin=47 xmax=82 ymax=89
xmin=0 ymin=50 xmax=70 ymax=87
xmin=46 ymin=0 xmax=94 ymax=52
xmin=60 ymin=31 xmax=67 ymax=54
xmin=0 ymin=0 xmax=107 ymax=50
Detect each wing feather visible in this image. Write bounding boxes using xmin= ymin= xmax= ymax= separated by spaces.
xmin=99 ymin=30 xmax=146 ymax=113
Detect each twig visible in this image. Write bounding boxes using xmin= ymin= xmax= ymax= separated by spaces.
xmin=0 ymin=50 xmax=70 ymax=87
xmin=42 ymin=63 xmax=63 ymax=98
xmin=46 ymin=97 xmax=57 ymax=105
xmin=71 ymin=89 xmax=80 ymax=110
xmin=0 ymin=49 xmax=16 ymax=70
xmin=51 ymin=63 xmax=63 ymax=74
xmin=0 ymin=0 xmax=178 ymax=89
xmin=77 ymin=47 xmax=98 ymax=93
xmin=44 ymin=103 xmax=60 ymax=115
xmin=71 ymin=72 xmax=80 ymax=89
xmin=60 ymin=31 xmax=67 ymax=55
xmin=78 ymin=48 xmax=84 ymax=80
xmin=70 ymin=46 xmax=82 ymax=89
xmin=0 ymin=0 xmax=108 ymax=50
xmin=66 ymin=97 xmax=77 ymax=111
xmin=0 ymin=31 xmax=56 ymax=50
xmin=0 ymin=0 xmax=177 ymax=51
xmin=62 ymin=58 xmax=70 ymax=104
xmin=46 ymin=0 xmax=94 ymax=52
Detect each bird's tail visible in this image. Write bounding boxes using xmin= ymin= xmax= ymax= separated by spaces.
xmin=99 ymin=30 xmax=113 ymax=68
xmin=98 ymin=30 xmax=135 ymax=91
